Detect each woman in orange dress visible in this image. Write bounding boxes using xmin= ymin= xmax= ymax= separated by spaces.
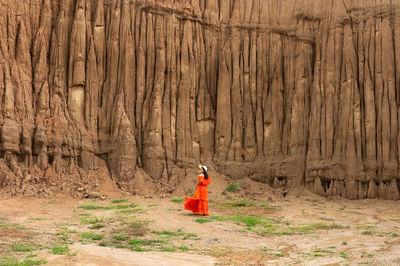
xmin=184 ymin=165 xmax=211 ymax=216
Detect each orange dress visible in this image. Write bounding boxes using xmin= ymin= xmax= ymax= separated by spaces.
xmin=184 ymin=174 xmax=211 ymax=216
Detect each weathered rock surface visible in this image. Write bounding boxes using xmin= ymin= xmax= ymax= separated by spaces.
xmin=0 ymin=0 xmax=400 ymax=199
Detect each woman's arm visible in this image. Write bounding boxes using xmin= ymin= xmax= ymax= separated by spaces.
xmin=197 ymin=175 xmax=204 ymax=185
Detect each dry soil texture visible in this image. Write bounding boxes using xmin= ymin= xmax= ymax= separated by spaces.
xmin=0 ymin=190 xmax=399 ymax=265
xmin=1 ymin=0 xmax=400 ymax=199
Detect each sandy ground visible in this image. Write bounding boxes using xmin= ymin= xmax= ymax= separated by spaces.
xmin=0 ymin=185 xmax=400 ymax=265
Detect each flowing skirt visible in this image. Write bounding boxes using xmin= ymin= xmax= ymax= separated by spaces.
xmin=184 ymin=197 xmax=209 ymax=216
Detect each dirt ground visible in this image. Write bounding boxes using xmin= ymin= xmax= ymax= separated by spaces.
xmin=1 ymin=177 xmax=400 ymax=265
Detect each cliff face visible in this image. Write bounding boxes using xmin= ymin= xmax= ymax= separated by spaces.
xmin=0 ymin=0 xmax=400 ymax=199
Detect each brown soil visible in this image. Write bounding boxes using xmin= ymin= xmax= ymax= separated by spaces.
xmin=1 ymin=181 xmax=399 ymax=265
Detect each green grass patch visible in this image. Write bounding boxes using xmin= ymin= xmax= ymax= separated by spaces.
xmin=80 ymin=216 xmax=104 ymax=225
xmin=339 ymin=251 xmax=348 ymax=259
xmin=88 ymin=223 xmax=105 ymax=229
xmin=356 ymin=225 xmax=376 ymax=230
xmin=273 ymin=253 xmax=284 ymax=257
xmin=115 ymin=204 xmax=137 ymax=209
xmin=15 ymin=225 xmax=26 ymax=230
xmin=111 ymin=199 xmax=128 ymax=204
xmin=115 ymin=208 xmax=143 ymax=215
xmin=0 ymin=256 xmax=47 ymax=266
xmin=153 ymin=230 xmax=184 ymax=236
xmin=11 ymin=244 xmax=36 ymax=252
xmin=128 ymin=238 xmax=166 ymax=246
xmin=195 ymin=215 xmax=348 ymax=237
xmin=51 ymin=245 xmax=70 ymax=255
xmin=161 ymin=246 xmax=189 ymax=252
xmin=78 ymin=205 xmax=106 ymax=210
xmin=152 ymin=229 xmax=198 ymax=239
xmin=131 ymin=246 xmax=146 ymax=252
xmin=225 ymin=183 xmax=240 ymax=192
xmin=27 ymin=218 xmax=47 ymax=221
xmin=82 ymin=232 xmax=103 ymax=240
xmin=78 ymin=203 xmax=136 ymax=210
xmin=195 ymin=218 xmax=210 ymax=223
xmin=171 ymin=198 xmax=184 ymax=204
xmin=312 ymin=248 xmax=334 ymax=254
xmin=114 ymin=234 xmax=129 ymax=241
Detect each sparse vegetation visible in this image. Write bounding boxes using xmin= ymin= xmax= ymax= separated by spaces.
xmin=152 ymin=229 xmax=198 ymax=239
xmin=171 ymin=198 xmax=184 ymax=203
xmin=161 ymin=246 xmax=189 ymax=252
xmin=195 ymin=218 xmax=211 ymax=223
xmin=115 ymin=208 xmax=143 ymax=215
xmin=80 ymin=216 xmax=104 ymax=225
xmin=195 ymin=215 xmax=348 ymax=236
xmin=225 ymin=183 xmax=240 ymax=192
xmin=114 ymin=234 xmax=129 ymax=241
xmin=313 ymin=248 xmax=333 ymax=253
xmin=111 ymin=199 xmax=128 ymax=204
xmin=0 ymin=256 xmax=47 ymax=266
xmin=27 ymin=218 xmax=47 ymax=221
xmin=11 ymin=244 xmax=36 ymax=252
xmin=1 ymin=192 xmax=399 ymax=265
xmin=51 ymin=245 xmax=70 ymax=255
xmin=82 ymin=232 xmax=103 ymax=240
xmin=118 ymin=220 xmax=149 ymax=236
xmin=78 ymin=203 xmax=136 ymax=210
xmin=88 ymin=223 xmax=105 ymax=229
xmin=362 ymin=230 xmax=373 ymax=235
xmin=356 ymin=225 xmax=376 ymax=230
xmin=339 ymin=251 xmax=348 ymax=259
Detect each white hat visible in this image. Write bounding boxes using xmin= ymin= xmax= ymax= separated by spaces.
xmin=202 ymin=165 xmax=208 ymax=172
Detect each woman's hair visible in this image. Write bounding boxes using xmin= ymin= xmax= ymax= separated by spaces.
xmin=202 ymin=167 xmax=209 ymax=179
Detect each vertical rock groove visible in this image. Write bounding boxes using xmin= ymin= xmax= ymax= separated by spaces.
xmin=0 ymin=0 xmax=400 ymax=199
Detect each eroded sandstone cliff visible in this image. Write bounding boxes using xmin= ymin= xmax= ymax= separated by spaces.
xmin=0 ymin=0 xmax=400 ymax=199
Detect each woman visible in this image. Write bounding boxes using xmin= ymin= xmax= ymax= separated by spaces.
xmin=184 ymin=165 xmax=211 ymax=216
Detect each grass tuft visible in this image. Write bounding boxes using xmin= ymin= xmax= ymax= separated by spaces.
xmin=51 ymin=245 xmax=70 ymax=255
xmin=11 ymin=244 xmax=35 ymax=252
xmin=171 ymin=198 xmax=184 ymax=204
xmin=113 ymin=234 xmax=129 ymax=241
xmin=111 ymin=199 xmax=128 ymax=204
xmin=195 ymin=218 xmax=211 ymax=224
xmin=80 ymin=216 xmax=104 ymax=225
xmin=339 ymin=251 xmax=348 ymax=259
xmin=81 ymin=232 xmax=103 ymax=240
xmin=225 ymin=183 xmax=240 ymax=192
xmin=88 ymin=223 xmax=105 ymax=229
